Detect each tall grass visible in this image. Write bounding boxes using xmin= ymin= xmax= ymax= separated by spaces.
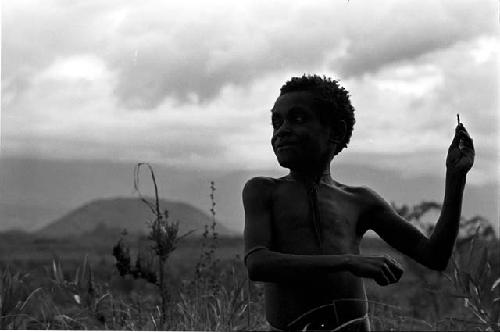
xmin=1 ymin=236 xmax=498 ymax=330
xmin=0 ymin=266 xmax=41 ymax=329
xmin=392 ymin=201 xmax=500 ymax=330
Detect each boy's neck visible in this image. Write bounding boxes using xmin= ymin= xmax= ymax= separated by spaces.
xmin=289 ymin=165 xmax=332 ymax=185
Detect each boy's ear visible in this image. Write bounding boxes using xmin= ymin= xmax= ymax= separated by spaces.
xmin=329 ymin=120 xmax=346 ymax=144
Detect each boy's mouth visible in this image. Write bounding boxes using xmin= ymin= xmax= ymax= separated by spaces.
xmin=276 ymin=141 xmax=300 ymax=151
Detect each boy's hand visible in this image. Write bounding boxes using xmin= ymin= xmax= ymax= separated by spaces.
xmin=347 ymin=255 xmax=404 ymax=286
xmin=446 ymin=124 xmax=474 ymax=176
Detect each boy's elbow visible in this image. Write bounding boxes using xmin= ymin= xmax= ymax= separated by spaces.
xmin=247 ymin=264 xmax=260 ymax=281
xmin=426 ymin=257 xmax=449 ymax=271
xmin=246 ymin=251 xmax=272 ymax=281
xmin=417 ymin=243 xmax=449 ymax=271
xmin=432 ymin=261 xmax=448 ymax=272
xmin=247 ymin=257 xmax=266 ymax=281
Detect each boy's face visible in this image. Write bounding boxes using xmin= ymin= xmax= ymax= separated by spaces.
xmin=271 ymin=91 xmax=333 ymax=170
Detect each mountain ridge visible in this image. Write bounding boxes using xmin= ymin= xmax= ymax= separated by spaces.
xmin=1 ymin=157 xmax=497 ymax=234
xmin=37 ymin=196 xmax=233 ymax=238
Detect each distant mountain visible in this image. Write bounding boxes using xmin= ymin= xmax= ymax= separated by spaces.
xmin=0 ymin=202 xmax=66 ymax=232
xmin=1 ymin=157 xmax=498 ymax=234
xmin=37 ymin=197 xmax=234 ymax=238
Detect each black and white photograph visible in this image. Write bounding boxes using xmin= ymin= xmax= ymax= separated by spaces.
xmin=1 ymin=0 xmax=498 ymax=330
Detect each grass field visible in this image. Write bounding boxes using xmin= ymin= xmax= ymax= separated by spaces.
xmin=0 ymin=228 xmax=499 ymax=331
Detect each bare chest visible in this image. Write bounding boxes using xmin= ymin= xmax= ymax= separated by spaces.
xmin=271 ymin=181 xmax=362 ymax=254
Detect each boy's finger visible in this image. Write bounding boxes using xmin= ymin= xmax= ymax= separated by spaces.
xmin=383 ymin=264 xmax=397 ymax=283
xmin=457 ymin=128 xmax=474 ymax=148
xmin=461 ymin=146 xmax=475 ymax=158
xmin=387 ymin=262 xmax=403 ymax=280
xmin=450 ymin=130 xmax=460 ymax=147
xmin=384 ymin=257 xmax=404 ymax=279
xmin=376 ymin=273 xmax=390 ymax=286
xmin=459 ymin=131 xmax=472 ymax=143
xmin=460 ymin=135 xmax=474 ymax=148
xmin=456 ymin=123 xmax=470 ymax=134
xmin=390 ymin=262 xmax=404 ymax=279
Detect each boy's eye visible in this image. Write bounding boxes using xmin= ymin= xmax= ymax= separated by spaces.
xmin=294 ymin=115 xmax=304 ymax=123
xmin=271 ymin=117 xmax=283 ymax=129
xmin=290 ymin=113 xmax=307 ymax=124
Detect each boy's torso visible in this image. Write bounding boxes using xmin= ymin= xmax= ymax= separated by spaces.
xmin=264 ymin=175 xmax=370 ymax=330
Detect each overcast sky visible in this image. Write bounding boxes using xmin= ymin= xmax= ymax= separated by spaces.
xmin=2 ymin=0 xmax=498 ymax=185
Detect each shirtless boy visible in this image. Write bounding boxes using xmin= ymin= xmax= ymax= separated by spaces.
xmin=243 ymin=75 xmax=475 ymax=331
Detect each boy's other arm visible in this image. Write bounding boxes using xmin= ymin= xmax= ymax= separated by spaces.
xmin=361 ymin=124 xmax=474 ymax=271
xmin=243 ymin=177 xmax=402 ymax=285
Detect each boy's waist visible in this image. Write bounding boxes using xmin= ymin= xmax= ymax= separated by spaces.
xmin=268 ymin=307 xmax=370 ymax=331
xmin=264 ymin=280 xmax=368 ymax=330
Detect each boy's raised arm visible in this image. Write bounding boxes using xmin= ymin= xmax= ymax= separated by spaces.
xmin=361 ymin=123 xmax=475 ymax=271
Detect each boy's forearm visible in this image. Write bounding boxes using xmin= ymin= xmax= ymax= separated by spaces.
xmin=247 ymin=249 xmax=352 ymax=282
xmin=427 ymin=171 xmax=466 ymax=269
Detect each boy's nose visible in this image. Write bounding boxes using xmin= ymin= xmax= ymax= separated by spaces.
xmin=274 ymin=121 xmax=292 ymax=138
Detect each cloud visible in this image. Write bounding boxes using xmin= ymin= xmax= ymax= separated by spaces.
xmin=3 ymin=0 xmax=496 ymax=109
xmin=1 ymin=0 xmax=123 ymax=106
xmin=108 ymin=0 xmax=497 ymax=108
xmin=333 ymin=1 xmax=497 ymax=77
xmin=1 ymin=67 xmax=278 ymax=169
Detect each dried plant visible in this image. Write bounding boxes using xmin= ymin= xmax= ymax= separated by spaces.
xmin=193 ymin=181 xmax=220 ymax=295
xmin=112 ymin=162 xmax=193 ymax=327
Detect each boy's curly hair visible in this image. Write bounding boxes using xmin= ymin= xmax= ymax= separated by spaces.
xmin=279 ymin=74 xmax=355 ymax=156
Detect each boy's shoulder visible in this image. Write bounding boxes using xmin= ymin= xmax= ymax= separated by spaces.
xmin=329 ymin=181 xmax=385 ymax=205
xmin=242 ymin=176 xmax=279 ymax=205
xmin=243 ymin=177 xmax=386 ymax=205
xmin=245 ymin=175 xmax=280 ymax=183
xmin=243 ymin=176 xmax=280 ymax=192
xmin=244 ymin=176 xmax=381 ymax=192
xmin=244 ymin=175 xmax=279 ymax=184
